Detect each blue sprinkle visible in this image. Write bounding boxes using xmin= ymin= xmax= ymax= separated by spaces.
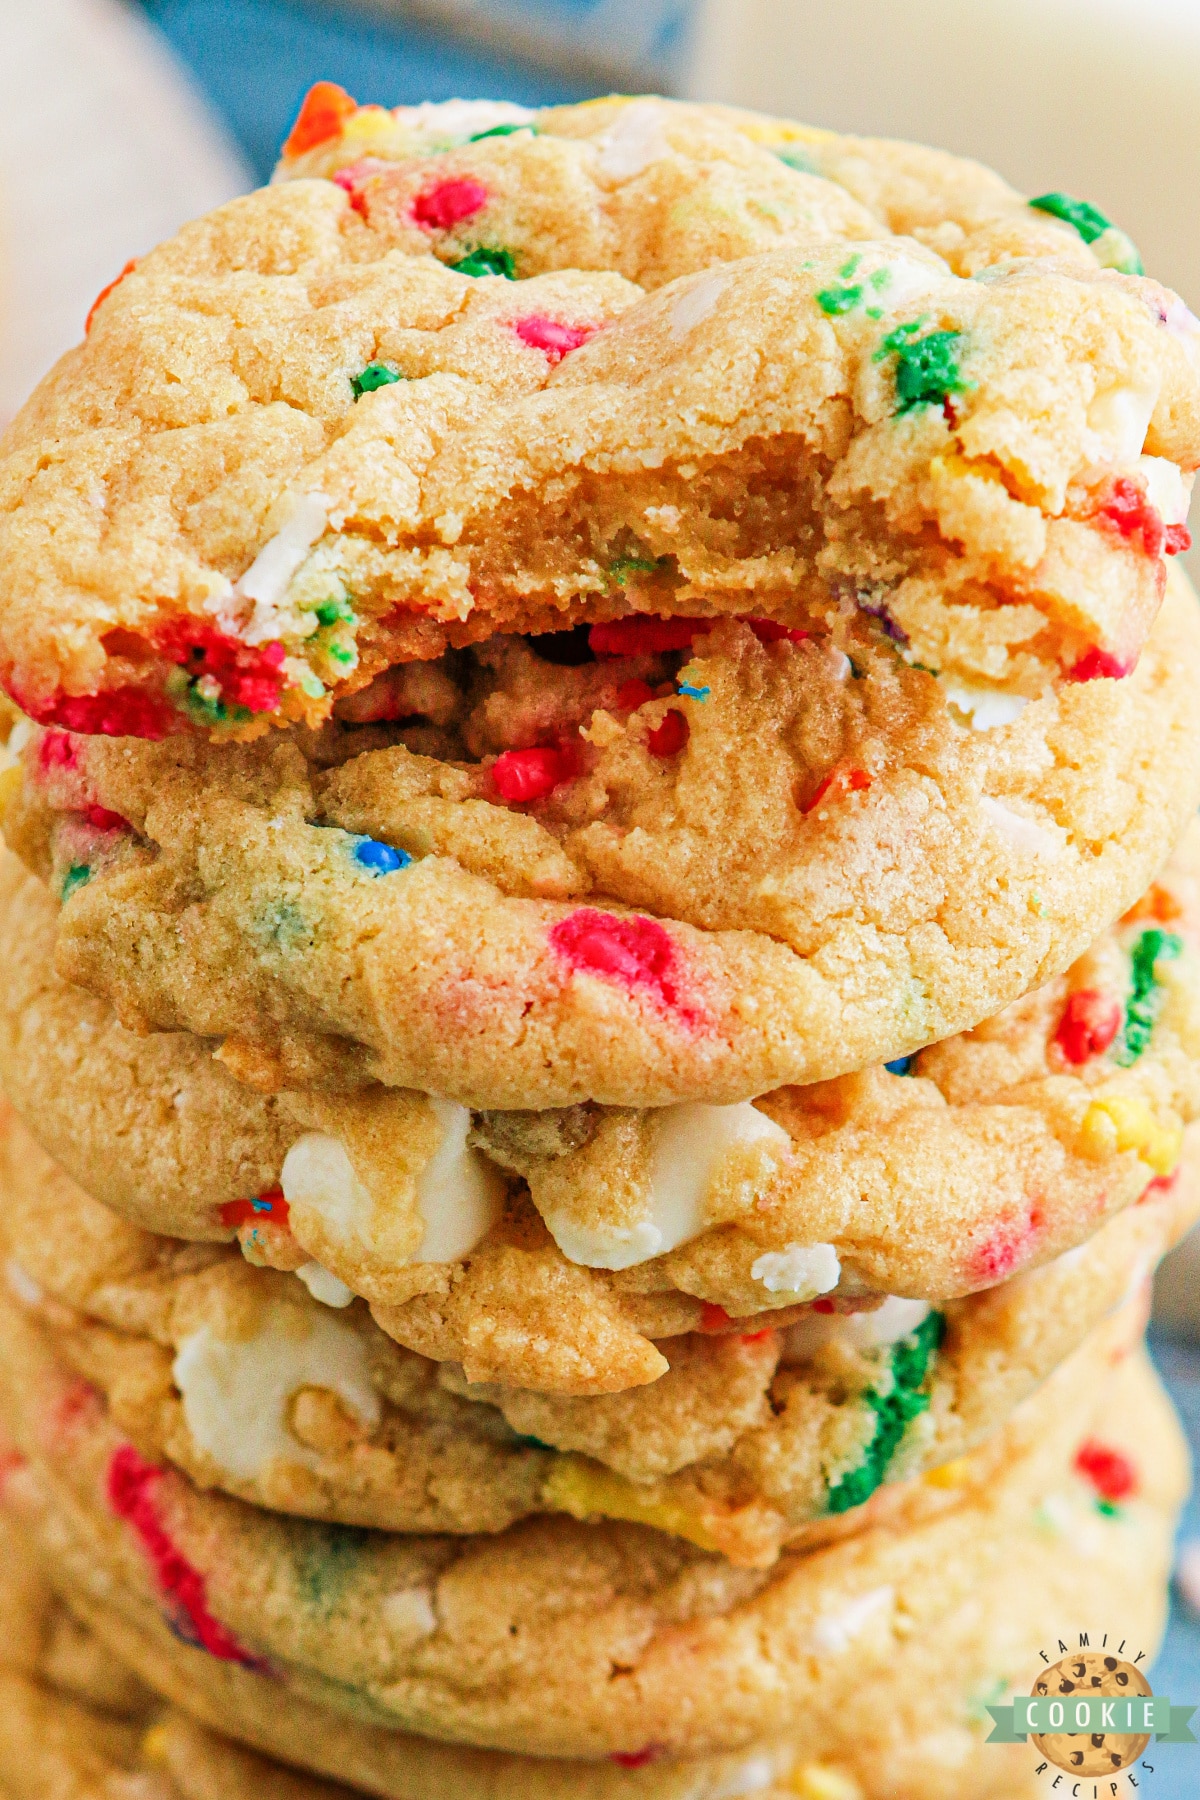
xmin=885 ymin=1055 xmax=915 ymax=1076
xmin=352 ymin=836 xmax=411 ymax=876
xmin=677 ymin=682 xmax=711 ymax=701
xmin=250 ymin=1197 xmax=274 ymax=1213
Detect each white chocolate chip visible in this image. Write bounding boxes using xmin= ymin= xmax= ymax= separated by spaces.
xmin=380 ymin=1586 xmax=438 ymax=1641
xmin=235 ymin=493 xmax=330 ymax=644
xmin=391 ymin=100 xmax=533 ymax=148
xmin=544 ymin=1102 xmax=789 ymax=1271
xmin=1136 ymin=454 xmax=1191 ymax=525
xmin=283 ymin=1134 xmax=374 ymax=1245
xmin=1087 ymin=380 xmax=1160 ymax=463
xmin=670 ymin=270 xmax=731 ymax=342
xmin=939 ymin=680 xmax=1029 ymax=731
xmin=979 ymin=796 xmax=1063 ymax=861
xmin=172 ymin=1308 xmax=380 ymax=1481
xmin=296 ymin=1261 xmax=355 ymax=1308
xmin=809 ymin=1585 xmax=894 ymax=1655
xmin=842 ymin=1296 xmax=930 ymax=1348
xmin=4 ymin=1259 xmax=42 ymax=1307
xmin=595 ymin=98 xmax=669 ymax=180
xmin=707 ymin=1755 xmax=779 ymax=1799
xmin=415 ymin=1100 xmax=505 ymax=1262
xmin=752 ymin=1241 xmax=841 ymax=1299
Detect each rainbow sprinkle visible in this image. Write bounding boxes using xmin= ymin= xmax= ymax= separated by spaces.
xmin=1113 ymin=927 xmax=1183 ymax=1066
xmin=351 ymin=837 xmax=410 ymax=875
xmin=875 ymin=321 xmax=968 ymax=415
xmin=826 ymin=1311 xmax=945 ymax=1514
xmin=351 ymin=364 xmax=403 ymax=399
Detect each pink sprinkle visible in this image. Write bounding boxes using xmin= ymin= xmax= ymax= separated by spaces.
xmin=590 ymin=617 xmax=710 ymax=657
xmin=967 ymin=1206 xmax=1041 ymax=1285
xmin=491 ymin=744 xmax=577 ymax=803
xmin=411 ymin=177 xmax=488 ymax=232
xmin=1099 ymin=475 xmax=1166 ymax=557
xmin=24 ymin=687 xmax=171 ymax=740
xmin=49 ymin=1379 xmax=102 ymax=1442
xmin=82 ymin=804 xmax=128 ymax=833
xmin=512 ymin=317 xmax=595 ymax=363
xmin=746 ymin=618 xmax=809 ymax=644
xmin=1068 ymin=647 xmax=1133 ymax=683
xmin=1054 ymin=989 xmax=1121 ymax=1064
xmin=155 ymin=623 xmax=287 ymax=716
xmin=1165 ymin=522 xmax=1192 ymax=555
xmin=106 ymin=1446 xmax=262 ymax=1667
xmin=610 ymin=1747 xmax=665 ymax=1769
xmin=550 ymin=908 xmax=704 ymax=1023
xmin=37 ymin=730 xmax=79 ymax=772
xmin=331 ymin=157 xmax=385 ymax=216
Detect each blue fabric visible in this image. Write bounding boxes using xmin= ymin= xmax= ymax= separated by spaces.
xmin=136 ymin=0 xmax=598 ymax=184
xmin=1148 ymin=1333 xmax=1200 ymax=1796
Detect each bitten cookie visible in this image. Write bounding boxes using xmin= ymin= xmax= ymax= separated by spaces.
xmin=2 ymin=1096 xmax=1193 ymax=1565
xmin=0 ymin=1303 xmax=1180 ymax=1782
xmin=2 ymin=98 xmax=1197 ymax=735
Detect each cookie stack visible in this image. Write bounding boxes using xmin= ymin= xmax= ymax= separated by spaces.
xmin=0 ymin=90 xmax=1198 ymax=1800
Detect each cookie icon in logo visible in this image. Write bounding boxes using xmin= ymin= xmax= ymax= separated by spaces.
xmin=1031 ymin=1652 xmax=1152 ymax=1775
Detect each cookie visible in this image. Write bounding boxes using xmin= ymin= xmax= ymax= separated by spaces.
xmin=6 ymin=570 xmax=1200 ymax=1112
xmin=0 ymin=1300 xmax=1180 ymax=1774
xmin=4 ymin=93 xmax=1197 ymax=734
xmin=2 ymin=826 xmax=1197 ymax=1390
xmin=2 ymin=1091 xmax=1193 ymax=1565
xmin=278 ymin=94 xmax=1145 ymax=285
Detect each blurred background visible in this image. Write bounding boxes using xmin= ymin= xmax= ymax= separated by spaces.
xmin=0 ymin=0 xmax=1197 ymax=1739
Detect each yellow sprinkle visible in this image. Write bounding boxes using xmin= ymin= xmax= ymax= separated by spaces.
xmin=0 ymin=763 xmax=22 ymax=830
xmin=788 ymin=1766 xmax=865 ymax=1800
xmin=930 ymin=451 xmax=1005 ymax=488
xmin=924 ymin=1456 xmax=972 ymax=1489
xmin=140 ymin=1725 xmax=170 ymax=1766
xmin=1079 ymin=1094 xmax=1183 ymax=1176
xmin=543 ymin=1458 xmax=723 ymax=1555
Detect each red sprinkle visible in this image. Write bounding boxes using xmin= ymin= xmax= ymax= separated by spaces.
xmin=968 ymin=1206 xmax=1041 ymax=1284
xmin=37 ymin=730 xmax=79 ymax=772
xmin=1068 ymin=647 xmax=1133 ymax=683
xmin=800 ymin=767 xmax=872 ymax=815
xmin=1074 ymin=1439 xmax=1138 ymax=1503
xmin=590 ymin=617 xmax=710 ymax=657
xmin=747 ymin=619 xmax=809 ymax=645
xmin=282 ymin=82 xmax=357 ymax=159
xmin=811 ymin=1298 xmax=837 ymax=1315
xmin=219 ymin=1191 xmax=290 ymax=1231
xmin=512 ymin=317 xmax=595 ymax=363
xmin=51 ymin=1379 xmax=102 ymax=1440
xmin=82 ymin=804 xmax=128 ymax=833
xmin=698 ymin=1303 xmax=734 ymax=1334
xmin=491 ymin=744 xmax=577 ymax=803
xmin=156 ymin=623 xmax=287 ymax=715
xmin=331 ymin=158 xmax=380 ymax=216
xmin=1165 ymin=522 xmax=1192 ymax=555
xmin=411 ymin=178 xmax=489 ymax=232
xmin=86 ymin=259 xmax=138 ymax=335
xmin=614 ymin=679 xmax=654 ymax=712
xmin=610 ymin=1748 xmax=664 ymax=1770
xmin=1054 ymin=989 xmax=1122 ymax=1064
xmin=1099 ymin=475 xmax=1167 ymax=557
xmin=106 ymin=1446 xmax=263 ymax=1665
xmin=26 ymin=687 xmax=170 ymax=740
xmin=550 ymin=909 xmax=700 ymax=1022
xmin=646 ymin=709 xmax=689 ymax=758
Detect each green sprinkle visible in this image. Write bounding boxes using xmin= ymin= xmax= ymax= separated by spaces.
xmin=1113 ymin=926 xmax=1183 ymax=1065
xmin=298 ymin=668 xmax=327 ymax=700
xmin=449 ymin=246 xmax=516 ymax=280
xmin=1029 ymin=193 xmax=1143 ymax=275
xmin=1030 ymin=192 xmax=1114 ymax=246
xmin=839 ymin=254 xmax=862 ymax=280
xmin=326 ymin=641 xmax=355 ymax=666
xmin=315 ymin=597 xmax=356 ymax=628
xmin=774 ymin=146 xmax=819 ymax=174
xmin=869 ymin=268 xmax=890 ymax=291
xmin=1096 ymin=1499 xmax=1121 ymax=1518
xmin=876 ymin=319 xmax=969 ymax=414
xmin=816 ymin=283 xmax=864 ymax=316
xmin=351 ymin=362 xmax=403 ymax=399
xmin=468 ymin=122 xmax=535 ymax=141
xmin=826 ymin=1311 xmax=946 ymax=1514
xmin=608 ymin=554 xmax=668 ymax=585
xmin=61 ymin=864 xmax=91 ymax=901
